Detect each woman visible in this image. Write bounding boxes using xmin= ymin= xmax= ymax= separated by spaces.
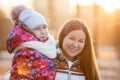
xmin=55 ymin=18 xmax=101 ymax=80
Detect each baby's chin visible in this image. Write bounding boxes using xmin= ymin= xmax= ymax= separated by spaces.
xmin=40 ymin=36 xmax=48 ymax=42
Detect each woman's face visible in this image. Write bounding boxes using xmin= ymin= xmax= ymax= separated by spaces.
xmin=32 ymin=25 xmax=48 ymax=42
xmin=62 ymin=29 xmax=86 ymax=61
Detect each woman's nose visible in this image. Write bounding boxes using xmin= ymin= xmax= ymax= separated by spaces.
xmin=72 ymin=42 xmax=79 ymax=48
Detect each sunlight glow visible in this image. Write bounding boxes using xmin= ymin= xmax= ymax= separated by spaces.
xmin=76 ymin=0 xmax=94 ymax=6
xmin=0 ymin=0 xmax=11 ymax=17
xmin=69 ymin=0 xmax=94 ymax=16
xmin=69 ymin=0 xmax=120 ymax=13
xmin=0 ymin=0 xmax=34 ymax=18
xmin=95 ymin=0 xmax=120 ymax=13
xmin=69 ymin=0 xmax=78 ymax=16
xmin=18 ymin=68 xmax=23 ymax=74
xmin=12 ymin=0 xmax=33 ymax=7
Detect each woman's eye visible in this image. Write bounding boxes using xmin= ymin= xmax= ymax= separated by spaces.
xmin=69 ymin=37 xmax=74 ymax=40
xmin=79 ymin=40 xmax=84 ymax=43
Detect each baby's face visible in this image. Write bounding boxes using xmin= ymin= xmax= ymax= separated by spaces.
xmin=32 ymin=25 xmax=48 ymax=42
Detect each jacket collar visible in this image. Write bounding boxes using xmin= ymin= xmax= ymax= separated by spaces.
xmin=57 ymin=48 xmax=80 ymax=66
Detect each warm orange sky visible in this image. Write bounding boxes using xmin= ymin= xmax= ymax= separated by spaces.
xmin=69 ymin=0 xmax=120 ymax=13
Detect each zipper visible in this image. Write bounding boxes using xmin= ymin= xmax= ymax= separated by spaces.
xmin=68 ymin=67 xmax=71 ymax=80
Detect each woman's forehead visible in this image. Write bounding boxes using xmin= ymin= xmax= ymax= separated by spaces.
xmin=67 ymin=30 xmax=86 ymax=39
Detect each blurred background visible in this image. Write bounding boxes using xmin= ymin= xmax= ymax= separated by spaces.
xmin=0 ymin=0 xmax=120 ymax=80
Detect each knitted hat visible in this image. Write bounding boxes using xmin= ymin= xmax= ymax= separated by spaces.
xmin=19 ymin=8 xmax=47 ymax=29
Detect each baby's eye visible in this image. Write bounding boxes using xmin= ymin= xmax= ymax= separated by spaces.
xmin=34 ymin=28 xmax=39 ymax=30
xmin=43 ymin=26 xmax=47 ymax=29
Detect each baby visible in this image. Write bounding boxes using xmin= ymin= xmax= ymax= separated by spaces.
xmin=7 ymin=5 xmax=57 ymax=80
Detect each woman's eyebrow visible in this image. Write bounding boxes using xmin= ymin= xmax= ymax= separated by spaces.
xmin=69 ymin=34 xmax=76 ymax=37
xmin=70 ymin=34 xmax=85 ymax=40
